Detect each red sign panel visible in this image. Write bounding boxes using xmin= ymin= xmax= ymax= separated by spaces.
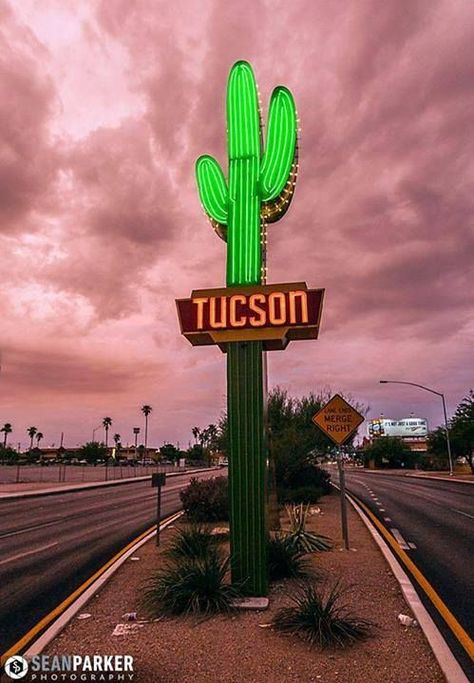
xmin=176 ymin=282 xmax=324 ymax=351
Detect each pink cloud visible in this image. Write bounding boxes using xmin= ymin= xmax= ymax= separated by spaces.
xmin=0 ymin=0 xmax=473 ymax=448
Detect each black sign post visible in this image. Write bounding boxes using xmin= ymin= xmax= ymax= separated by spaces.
xmin=151 ymin=472 xmax=166 ymax=546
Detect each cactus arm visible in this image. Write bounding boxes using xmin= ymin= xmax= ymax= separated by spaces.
xmin=226 ymin=61 xmax=262 ymax=285
xmin=260 ymin=86 xmax=297 ymax=202
xmin=195 ymin=155 xmax=228 ymax=225
xmin=227 ymin=61 xmax=261 ymax=160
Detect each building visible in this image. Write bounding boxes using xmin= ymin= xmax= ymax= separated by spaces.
xmin=368 ymin=415 xmax=429 ymax=452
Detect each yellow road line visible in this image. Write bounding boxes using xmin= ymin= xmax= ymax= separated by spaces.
xmin=1 ymin=514 xmax=177 ymax=666
xmin=349 ymin=491 xmax=474 ymax=660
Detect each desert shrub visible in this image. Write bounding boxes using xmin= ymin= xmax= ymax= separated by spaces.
xmin=278 ymin=485 xmax=323 ymax=504
xmin=141 ymin=549 xmax=241 ymax=616
xmin=180 ymin=476 xmax=229 ymax=522
xmin=268 ymin=534 xmax=311 ymax=582
xmin=272 ymin=581 xmax=374 ymax=648
xmin=284 ymin=465 xmax=332 ymax=494
xmin=166 ymin=524 xmax=223 ymax=562
xmin=285 ymin=503 xmax=332 ymax=553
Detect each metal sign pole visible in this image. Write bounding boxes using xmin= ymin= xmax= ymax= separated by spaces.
xmin=156 ymin=483 xmax=162 ymax=547
xmin=337 ymin=448 xmax=349 ymax=550
xmin=151 ymin=472 xmax=166 ymax=547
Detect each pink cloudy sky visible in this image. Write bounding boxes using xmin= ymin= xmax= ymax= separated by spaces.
xmin=1 ymin=0 xmax=473 ymax=449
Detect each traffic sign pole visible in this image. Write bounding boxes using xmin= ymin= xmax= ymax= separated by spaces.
xmin=312 ymin=395 xmax=365 ymax=552
xmin=337 ymin=449 xmax=349 ymax=550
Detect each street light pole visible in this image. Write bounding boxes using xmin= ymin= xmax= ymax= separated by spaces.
xmin=379 ymin=380 xmax=453 ymax=476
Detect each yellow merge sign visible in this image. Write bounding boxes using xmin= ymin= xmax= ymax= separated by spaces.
xmin=312 ymin=394 xmax=365 ymax=445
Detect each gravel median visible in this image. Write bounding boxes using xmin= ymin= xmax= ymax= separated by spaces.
xmin=44 ymin=492 xmax=444 ymax=683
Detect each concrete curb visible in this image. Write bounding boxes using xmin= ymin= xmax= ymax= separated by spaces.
xmin=347 ymin=469 xmax=473 ymax=484
xmin=0 ymin=467 xmax=222 ymax=499
xmin=404 ymin=474 xmax=474 ymax=485
xmin=23 ymin=511 xmax=184 ymax=658
xmin=333 ymin=484 xmax=469 ymax=683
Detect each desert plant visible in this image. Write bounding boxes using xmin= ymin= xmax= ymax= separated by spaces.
xmin=268 ymin=534 xmax=311 ymax=582
xmin=272 ymin=581 xmax=374 ymax=648
xmin=141 ymin=550 xmax=241 ymax=617
xmin=166 ymin=524 xmax=223 ymax=562
xmin=180 ymin=476 xmax=229 ymax=522
xmin=285 ymin=503 xmax=332 ymax=553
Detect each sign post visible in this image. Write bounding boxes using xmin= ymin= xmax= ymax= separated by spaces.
xmin=151 ymin=472 xmax=166 ymax=546
xmin=312 ymin=394 xmax=364 ymax=551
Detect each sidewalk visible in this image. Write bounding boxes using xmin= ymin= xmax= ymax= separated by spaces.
xmin=43 ymin=493 xmax=445 ymax=683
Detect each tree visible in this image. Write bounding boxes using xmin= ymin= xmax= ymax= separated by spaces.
xmin=27 ymin=426 xmax=38 ymax=451
xmin=141 ymin=405 xmax=152 ymax=451
xmin=428 ymin=390 xmax=474 ymax=473
xmin=102 ymin=417 xmax=112 ymax=448
xmin=1 ymin=423 xmax=12 ymax=449
xmin=160 ymin=443 xmax=181 ymax=463
xmin=192 ymin=426 xmax=201 ymax=444
xmin=81 ymin=441 xmax=107 ymax=465
xmin=216 ymin=387 xmax=366 ymax=489
xmin=36 ymin=432 xmax=44 ymax=448
xmin=363 ymin=436 xmax=418 ymax=469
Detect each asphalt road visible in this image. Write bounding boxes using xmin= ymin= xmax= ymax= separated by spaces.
xmin=334 ymin=468 xmax=474 ymax=678
xmin=0 ymin=469 xmax=223 ymax=654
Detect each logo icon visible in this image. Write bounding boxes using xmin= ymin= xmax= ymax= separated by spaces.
xmin=4 ymin=655 xmax=29 ymax=679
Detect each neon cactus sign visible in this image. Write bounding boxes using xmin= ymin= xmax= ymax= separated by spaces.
xmin=179 ymin=61 xmax=322 ymax=596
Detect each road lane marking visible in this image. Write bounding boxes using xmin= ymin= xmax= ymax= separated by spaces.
xmin=0 ymin=511 xmax=182 ymax=665
xmin=450 ymin=508 xmax=474 ymax=520
xmin=390 ymin=528 xmax=411 ymax=550
xmin=408 ymin=542 xmax=417 ymax=549
xmin=379 ymin=508 xmax=385 ymax=512
xmin=351 ymin=494 xmax=474 ymax=660
xmin=0 ymin=542 xmax=58 ymax=567
xmin=384 ymin=517 xmax=392 ymax=521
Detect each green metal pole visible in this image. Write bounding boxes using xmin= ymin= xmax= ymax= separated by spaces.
xmin=228 ymin=341 xmax=267 ymax=594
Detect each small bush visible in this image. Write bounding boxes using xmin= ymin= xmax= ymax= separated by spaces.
xmin=278 ymin=486 xmax=323 ymax=504
xmin=180 ymin=476 xmax=229 ymax=522
xmin=283 ymin=465 xmax=332 ymax=494
xmin=272 ymin=581 xmax=374 ymax=648
xmin=166 ymin=524 xmax=223 ymax=562
xmin=141 ymin=549 xmax=241 ymax=616
xmin=268 ymin=534 xmax=311 ymax=582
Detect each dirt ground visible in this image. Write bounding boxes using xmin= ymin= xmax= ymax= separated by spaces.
xmin=45 ymin=492 xmax=445 ymax=683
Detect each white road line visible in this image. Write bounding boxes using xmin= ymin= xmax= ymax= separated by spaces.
xmin=408 ymin=542 xmax=417 ymax=549
xmin=390 ymin=528 xmax=411 ymax=550
xmin=379 ymin=508 xmax=385 ymax=512
xmin=0 ymin=541 xmax=59 ymax=567
xmin=450 ymin=508 xmax=474 ymax=520
xmin=384 ymin=517 xmax=392 ymax=522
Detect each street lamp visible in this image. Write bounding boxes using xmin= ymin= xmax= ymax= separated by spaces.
xmin=92 ymin=425 xmax=102 ymax=442
xmin=133 ymin=427 xmax=140 ymax=464
xmin=379 ymin=380 xmax=453 ymax=476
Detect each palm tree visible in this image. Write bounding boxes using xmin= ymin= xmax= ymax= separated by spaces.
xmin=192 ymin=426 xmax=201 ymax=444
xmin=141 ymin=405 xmax=152 ymax=453
xmin=102 ymin=417 xmax=112 ymax=448
xmin=27 ymin=426 xmax=38 ymax=451
xmin=36 ymin=432 xmax=44 ymax=448
xmin=1 ymin=423 xmax=12 ymax=449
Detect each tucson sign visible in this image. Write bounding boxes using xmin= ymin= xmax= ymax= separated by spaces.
xmin=177 ymin=282 xmax=324 ymax=350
